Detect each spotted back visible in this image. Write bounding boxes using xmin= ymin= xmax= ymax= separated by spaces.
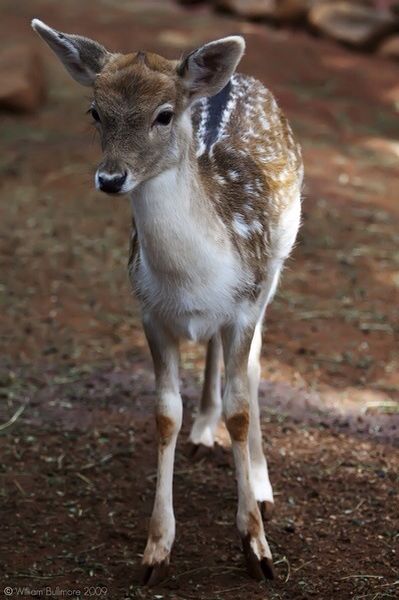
xmin=191 ymin=73 xmax=303 ymax=289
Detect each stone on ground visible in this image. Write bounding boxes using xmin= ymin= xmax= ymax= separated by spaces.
xmin=216 ymin=0 xmax=276 ymax=18
xmin=308 ymin=1 xmax=397 ymax=48
xmin=275 ymin=0 xmax=315 ymax=22
xmin=0 ymin=45 xmax=45 ymax=113
xmin=378 ymin=33 xmax=399 ymax=58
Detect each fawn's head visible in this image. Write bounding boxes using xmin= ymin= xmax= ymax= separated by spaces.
xmin=32 ymin=19 xmax=245 ymax=194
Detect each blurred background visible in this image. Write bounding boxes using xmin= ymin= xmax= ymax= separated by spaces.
xmin=0 ymin=1 xmax=398 ymax=599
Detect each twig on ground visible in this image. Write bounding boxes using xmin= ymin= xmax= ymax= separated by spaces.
xmin=293 ymin=559 xmax=314 ymax=572
xmin=0 ymin=403 xmax=26 ymax=432
xmin=275 ymin=555 xmax=291 ymax=582
xmin=76 ymin=543 xmax=106 ymax=555
xmin=340 ymin=574 xmax=384 ymax=580
xmin=76 ymin=472 xmax=95 ymax=487
xmin=13 ymin=479 xmax=26 ymax=496
xmin=344 ymin=499 xmax=365 ymax=515
xmin=213 ymin=584 xmax=249 ymax=595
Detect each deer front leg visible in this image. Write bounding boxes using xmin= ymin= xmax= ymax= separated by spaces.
xmin=141 ymin=314 xmax=182 ymax=586
xmin=189 ymin=333 xmax=222 ymax=454
xmin=221 ymin=323 xmax=274 ymax=581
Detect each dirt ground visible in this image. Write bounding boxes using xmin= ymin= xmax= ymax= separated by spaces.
xmin=0 ymin=1 xmax=398 ymax=599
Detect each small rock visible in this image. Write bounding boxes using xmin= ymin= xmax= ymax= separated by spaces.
xmin=215 ymin=0 xmax=347 ymax=23
xmin=276 ymin=0 xmax=314 ymax=22
xmin=378 ymin=33 xmax=399 ymax=58
xmin=0 ymin=45 xmax=45 ymax=113
xmin=283 ymin=521 xmax=296 ymax=533
xmin=177 ymin=0 xmax=207 ymax=4
xmin=215 ymin=0 xmax=327 ymax=22
xmin=308 ymin=2 xmax=397 ymax=48
xmin=216 ymin=0 xmax=276 ymax=19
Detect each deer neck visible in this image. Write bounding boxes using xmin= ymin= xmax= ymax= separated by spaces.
xmin=129 ymin=114 xmax=219 ymax=276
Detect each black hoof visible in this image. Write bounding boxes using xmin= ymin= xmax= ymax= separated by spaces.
xmin=140 ymin=560 xmax=169 ymax=586
xmin=242 ymin=535 xmax=275 ymax=581
xmin=187 ymin=442 xmax=214 ymax=461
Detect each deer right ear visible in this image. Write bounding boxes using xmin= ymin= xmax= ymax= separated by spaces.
xmin=31 ymin=19 xmax=110 ymax=86
xmin=178 ymin=36 xmax=245 ymax=101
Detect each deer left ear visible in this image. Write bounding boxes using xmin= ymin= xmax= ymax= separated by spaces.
xmin=31 ymin=19 xmax=110 ymax=86
xmin=178 ymin=36 xmax=245 ymax=101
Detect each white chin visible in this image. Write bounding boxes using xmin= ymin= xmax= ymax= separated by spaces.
xmin=120 ymin=175 xmax=137 ymax=194
xmin=120 ymin=184 xmax=137 ymax=194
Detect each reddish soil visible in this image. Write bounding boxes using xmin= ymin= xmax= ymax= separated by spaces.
xmin=0 ymin=1 xmax=398 ymax=599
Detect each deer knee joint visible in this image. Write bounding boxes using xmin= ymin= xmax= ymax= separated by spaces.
xmin=226 ymin=411 xmax=250 ymax=442
xmin=156 ymin=414 xmax=177 ymax=444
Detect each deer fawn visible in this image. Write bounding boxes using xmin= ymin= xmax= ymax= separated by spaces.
xmin=32 ymin=18 xmax=303 ymax=585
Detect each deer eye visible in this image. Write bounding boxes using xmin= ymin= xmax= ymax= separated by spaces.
xmin=90 ymin=107 xmax=101 ymax=123
xmin=154 ymin=110 xmax=173 ymax=126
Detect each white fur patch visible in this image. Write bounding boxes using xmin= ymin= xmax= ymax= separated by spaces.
xmin=195 ymin=98 xmax=209 ymax=157
xmin=130 ymin=168 xmax=248 ymax=341
xmin=269 ymin=192 xmax=302 ymax=261
xmin=250 ymin=461 xmax=274 ymax=503
xmin=232 ymin=214 xmax=250 ymax=239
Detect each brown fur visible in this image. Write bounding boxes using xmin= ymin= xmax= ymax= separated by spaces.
xmin=226 ymin=411 xmax=250 ymax=442
xmin=156 ymin=414 xmax=176 ymax=443
xmin=93 ymin=52 xmax=185 ymax=180
xmin=192 ymin=80 xmax=302 ymax=298
xmin=247 ymin=510 xmax=262 ymax=538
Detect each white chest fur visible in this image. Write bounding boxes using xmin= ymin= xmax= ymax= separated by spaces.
xmin=130 ymin=168 xmax=246 ymax=341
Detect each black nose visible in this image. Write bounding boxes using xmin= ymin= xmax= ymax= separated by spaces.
xmin=98 ymin=171 xmax=127 ymax=194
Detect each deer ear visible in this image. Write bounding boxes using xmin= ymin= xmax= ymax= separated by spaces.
xmin=178 ymin=36 xmax=245 ymax=101
xmin=31 ymin=19 xmax=110 ymax=86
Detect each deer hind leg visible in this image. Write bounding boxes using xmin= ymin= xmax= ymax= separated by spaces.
xmin=141 ymin=314 xmax=182 ymax=586
xmin=248 ymin=322 xmax=274 ymax=520
xmin=188 ymin=333 xmax=222 ymax=452
xmin=222 ymin=323 xmax=274 ymax=581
